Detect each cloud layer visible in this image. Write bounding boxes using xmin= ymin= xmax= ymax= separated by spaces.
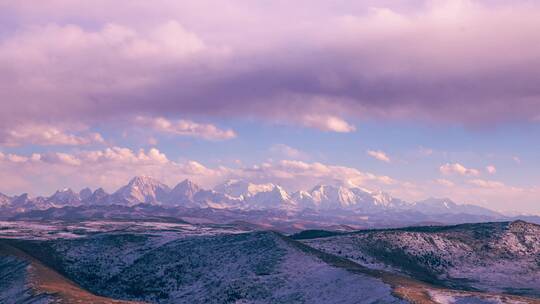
xmin=0 ymin=148 xmax=396 ymax=197
xmin=367 ymin=150 xmax=391 ymax=163
xmin=135 ymin=116 xmax=236 ymax=140
xmin=2 ymin=1 xmax=540 ymax=130
xmin=0 ymin=124 xmax=104 ymax=147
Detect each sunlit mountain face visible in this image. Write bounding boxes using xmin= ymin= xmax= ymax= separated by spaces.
xmin=1 ymin=1 xmax=540 ymax=303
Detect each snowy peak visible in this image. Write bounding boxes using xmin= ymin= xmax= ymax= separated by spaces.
xmin=214 ymin=180 xmax=295 ymax=210
xmin=79 ymin=187 xmax=93 ymax=200
xmin=8 ymin=193 xmax=48 ymax=211
xmin=83 ymin=188 xmax=109 ymax=204
xmin=296 ymin=184 xmax=408 ymax=211
xmin=112 ymin=176 xmax=171 ymax=206
xmin=127 ymin=176 xmax=167 ymax=189
xmin=416 ymin=198 xmax=457 ymax=209
xmin=168 ymin=179 xmax=201 ymax=204
xmin=47 ymin=188 xmax=81 ymax=205
xmin=246 ymin=184 xmax=295 ymax=209
xmin=0 ymin=192 xmax=11 ymax=207
xmin=0 ymin=177 xmax=506 ymax=219
xmin=214 ymin=180 xmax=276 ymax=199
xmin=413 ymin=198 xmax=500 ymax=216
xmin=308 ymin=185 xmax=358 ymax=209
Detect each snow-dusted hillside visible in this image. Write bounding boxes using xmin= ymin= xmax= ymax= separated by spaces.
xmin=301 ymin=221 xmax=540 ymax=297
xmin=13 ymin=230 xmax=404 ymax=304
xmin=3 ymin=219 xmax=540 ymax=303
xmin=0 ymin=255 xmax=54 ymax=303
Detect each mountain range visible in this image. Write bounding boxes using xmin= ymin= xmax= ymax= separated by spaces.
xmin=1 ymin=176 xmax=537 ymax=228
xmin=0 ymin=176 xmax=492 ymax=213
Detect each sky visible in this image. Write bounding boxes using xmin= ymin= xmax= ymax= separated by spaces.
xmin=0 ymin=0 xmax=539 ymax=214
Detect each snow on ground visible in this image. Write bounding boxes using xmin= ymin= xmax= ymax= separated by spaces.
xmin=303 ymin=221 xmax=540 ymax=297
xmin=0 ymin=220 xmax=249 ymax=240
xmin=15 ymin=230 xmax=406 ymax=303
xmin=0 ymin=255 xmax=54 ymax=303
xmin=272 ymin=236 xmax=404 ymax=304
xmin=427 ymin=289 xmax=532 ymax=304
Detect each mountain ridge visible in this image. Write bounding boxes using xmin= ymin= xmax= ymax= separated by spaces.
xmin=1 ymin=176 xmax=528 ymax=226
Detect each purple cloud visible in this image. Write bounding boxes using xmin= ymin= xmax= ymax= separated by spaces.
xmin=1 ymin=1 xmax=540 ymax=131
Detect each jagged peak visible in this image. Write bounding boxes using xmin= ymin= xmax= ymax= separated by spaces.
xmin=93 ymin=187 xmax=107 ymax=194
xmin=52 ymin=188 xmax=76 ymax=195
xmin=174 ymin=179 xmax=200 ymax=189
xmin=127 ymin=175 xmax=165 ymax=186
xmin=14 ymin=193 xmax=30 ymax=200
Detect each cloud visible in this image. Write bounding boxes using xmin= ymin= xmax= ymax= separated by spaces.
xmin=0 ymin=124 xmax=104 ymax=147
xmin=135 ymin=116 xmax=236 ymax=140
xmin=513 ymin=156 xmax=522 ymax=164
xmin=439 ymin=163 xmax=480 ymax=176
xmin=2 ymin=1 xmax=540 ymax=131
xmin=41 ymin=152 xmax=82 ymax=166
xmin=367 ymin=150 xmax=391 ymax=163
xmin=486 ymin=165 xmax=497 ymax=174
xmin=227 ymin=159 xmax=405 ymax=196
xmin=0 ymin=148 xmax=398 ymax=196
xmin=468 ymin=179 xmax=505 ymax=189
xmin=299 ymin=114 xmax=356 ymax=133
xmin=0 ymin=147 xmax=230 ymax=194
xmin=425 ymin=177 xmax=539 ymax=214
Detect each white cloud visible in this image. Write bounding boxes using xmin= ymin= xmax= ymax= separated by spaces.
xmin=367 ymin=150 xmax=391 ymax=163
xmin=236 ymin=159 xmax=398 ymax=191
xmin=0 ymin=124 xmax=104 ymax=147
xmin=439 ymin=163 xmax=480 ymax=176
xmin=468 ymin=179 xmax=505 ymax=189
xmin=512 ymin=156 xmax=522 ymax=164
xmin=0 ymin=147 xmax=230 ymax=194
xmin=0 ymin=148 xmax=399 ymax=196
xmin=486 ymin=165 xmax=497 ymax=174
xmin=41 ymin=152 xmax=82 ymax=166
xmin=135 ymin=116 xmax=236 ymax=140
xmin=300 ymin=114 xmax=356 ymax=133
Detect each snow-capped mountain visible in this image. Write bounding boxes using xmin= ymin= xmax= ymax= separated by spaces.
xmin=214 ymin=180 xmax=296 ymax=210
xmin=308 ymin=185 xmax=357 ymax=209
xmin=79 ymin=187 xmax=93 ymax=200
xmin=290 ymin=185 xmax=410 ymax=211
xmin=0 ymin=176 xmax=514 ymax=224
xmin=110 ymin=176 xmax=171 ymax=206
xmin=47 ymin=188 xmax=81 ymax=206
xmin=0 ymin=193 xmax=11 ymax=207
xmin=245 ymin=184 xmax=296 ymax=210
xmin=10 ymin=193 xmax=44 ymax=209
xmin=190 ymin=189 xmax=245 ymax=209
xmin=412 ymin=198 xmax=500 ymax=217
xmin=167 ymin=179 xmax=201 ymax=205
xmin=84 ymin=188 xmax=109 ymax=205
xmin=214 ymin=180 xmax=276 ymax=199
